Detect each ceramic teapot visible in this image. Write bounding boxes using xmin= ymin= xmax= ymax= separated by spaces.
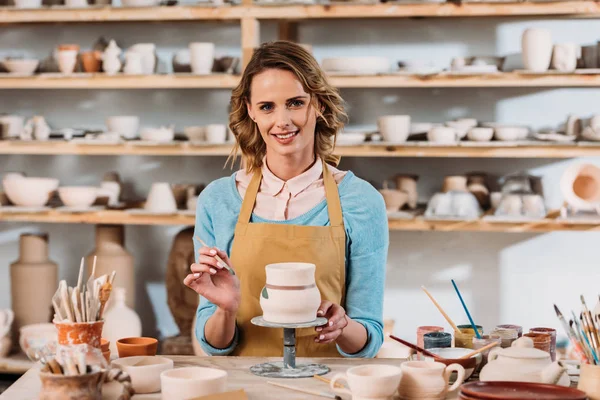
xmin=479 ymin=336 xmax=570 ymax=386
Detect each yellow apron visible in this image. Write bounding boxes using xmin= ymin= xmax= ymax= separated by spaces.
xmin=230 ymin=159 xmax=346 ymax=357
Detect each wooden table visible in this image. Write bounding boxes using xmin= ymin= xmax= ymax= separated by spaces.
xmin=0 ymin=356 xmax=467 ymax=400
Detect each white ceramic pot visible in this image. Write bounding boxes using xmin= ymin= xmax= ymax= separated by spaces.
xmin=494 ymin=126 xmax=529 ymax=141
xmin=330 ymin=365 xmax=402 ymax=400
xmin=145 ymin=183 xmax=177 ymax=213
xmin=552 ymin=43 xmax=579 ymax=72
xmin=0 ymin=115 xmax=25 ymax=138
xmin=129 ymin=43 xmax=156 ymax=74
xmin=140 ymin=127 xmax=174 ymax=142
xmin=58 ymin=186 xmax=98 ymax=208
xmin=260 ymin=262 xmax=321 ymax=324
xmin=521 ymin=28 xmax=552 ymax=72
xmin=379 ymin=189 xmax=408 ymax=212
xmin=467 ymin=127 xmax=494 ymax=142
xmin=124 ymin=51 xmax=143 ymax=75
xmin=561 ymin=163 xmax=600 ymax=212
xmin=103 ymin=288 xmax=141 ymax=355
xmin=2 ymin=176 xmax=59 ymax=207
xmin=189 ymin=43 xmax=215 ymax=75
xmin=205 ymin=124 xmax=227 ymax=143
xmin=321 ymin=56 xmax=391 ymax=75
xmin=57 ymin=50 xmax=78 ymax=74
xmin=2 ymin=59 xmax=39 ymax=75
xmin=184 ymin=126 xmax=205 ymax=141
xmin=112 ymin=356 xmax=173 ymax=394
xmin=445 ymin=120 xmax=477 ymax=139
xmin=398 ymin=361 xmax=465 ymax=400
xmin=377 ymin=115 xmax=411 ymax=143
xmin=427 ymin=126 xmax=459 ymax=144
xmin=106 ymin=116 xmax=139 ymax=139
xmin=160 ymin=367 xmax=227 ymax=400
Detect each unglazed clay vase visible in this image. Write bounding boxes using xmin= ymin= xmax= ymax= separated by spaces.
xmin=10 ymin=234 xmax=57 ymax=340
xmin=398 ymin=361 xmax=465 ymax=400
xmin=102 ymin=287 xmax=141 ymax=355
xmin=145 ymin=183 xmax=177 ymax=213
xmin=86 ymin=225 xmax=135 ymax=308
xmin=112 ymin=356 xmax=173 ymax=394
xmin=522 ymin=28 xmax=552 ymax=72
xmin=160 ymin=367 xmax=227 ymax=400
xmin=330 ymin=364 xmax=402 ymax=400
xmin=395 ymin=175 xmax=418 ymax=209
xmin=260 ymin=263 xmax=321 ymax=324
xmin=561 ymin=163 xmax=600 ymax=212
xmin=552 ymin=43 xmax=579 ymax=72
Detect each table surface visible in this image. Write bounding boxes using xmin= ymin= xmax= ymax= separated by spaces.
xmin=0 ymin=355 xmax=468 ymax=400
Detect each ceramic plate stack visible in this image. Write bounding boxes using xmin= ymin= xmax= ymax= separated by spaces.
xmin=459 ymin=382 xmax=587 ymax=400
xmin=322 ymin=57 xmax=390 ymax=75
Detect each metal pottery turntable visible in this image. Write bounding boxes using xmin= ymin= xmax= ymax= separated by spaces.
xmin=249 ymin=316 xmax=330 ymax=378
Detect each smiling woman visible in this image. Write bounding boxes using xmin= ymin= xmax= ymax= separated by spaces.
xmin=184 ymin=41 xmax=389 ymax=359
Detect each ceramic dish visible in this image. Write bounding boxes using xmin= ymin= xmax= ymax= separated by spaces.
xmin=460 ymin=381 xmax=586 ymax=399
xmin=336 ymin=132 xmax=367 ymax=145
xmin=2 ymin=176 xmax=59 ymax=207
xmin=112 ymin=356 xmax=174 ymax=394
xmin=322 ymin=57 xmax=391 ymax=75
xmin=2 ymin=59 xmax=39 ymax=75
xmin=533 ymin=132 xmax=577 ymax=142
xmin=58 ymin=186 xmax=98 ymax=208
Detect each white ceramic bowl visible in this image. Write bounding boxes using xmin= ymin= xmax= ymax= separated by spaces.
xmin=112 ymin=356 xmax=174 ymax=394
xmin=467 ymin=127 xmax=494 ymax=142
xmin=13 ymin=0 xmax=42 ymax=8
xmin=205 ymin=124 xmax=227 ymax=144
xmin=427 ymin=126 xmax=458 ymax=144
xmin=106 ymin=116 xmax=140 ymax=139
xmin=161 ymin=367 xmax=227 ymax=400
xmin=495 ymin=126 xmax=529 ymax=141
xmin=336 ymin=132 xmax=366 ymax=145
xmin=322 ymin=57 xmax=391 ymax=75
xmin=19 ymin=323 xmax=57 ymax=359
xmin=378 ymin=115 xmax=411 ymax=143
xmin=375 ymin=340 xmax=414 ymax=359
xmin=140 ymin=127 xmax=175 ymax=143
xmin=183 ymin=126 xmax=205 ymax=141
xmin=3 ymin=176 xmax=59 ymax=207
xmin=3 ymin=59 xmax=39 ymax=75
xmin=58 ymin=186 xmax=98 ymax=208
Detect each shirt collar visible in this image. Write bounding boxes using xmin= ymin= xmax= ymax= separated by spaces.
xmin=261 ymin=156 xmax=323 ymax=198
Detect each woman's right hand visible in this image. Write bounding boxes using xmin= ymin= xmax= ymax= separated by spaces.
xmin=183 ymin=247 xmax=241 ymax=314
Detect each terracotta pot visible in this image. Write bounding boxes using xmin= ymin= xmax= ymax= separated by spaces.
xmin=39 ymin=371 xmax=103 ymax=400
xmin=10 ymin=234 xmax=58 ymax=341
xmin=55 ymin=320 xmax=103 ymax=349
xmin=395 ymin=175 xmax=418 ymax=209
xmin=443 ymin=176 xmax=468 ymax=193
xmin=81 ymin=51 xmax=102 ymax=73
xmin=86 ymin=225 xmax=135 ymax=308
xmin=117 ymin=337 xmax=158 ymax=358
xmin=578 ymin=363 xmax=600 ymax=400
xmin=58 ymin=44 xmax=80 ymax=52
xmin=259 ymin=262 xmax=321 ymax=324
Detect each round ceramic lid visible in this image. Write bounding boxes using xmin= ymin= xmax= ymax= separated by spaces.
xmin=496 ymin=346 xmax=548 ymax=359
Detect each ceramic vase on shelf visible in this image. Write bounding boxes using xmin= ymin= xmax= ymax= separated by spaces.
xmin=521 ymin=28 xmax=552 ymax=72
xmin=85 ymin=225 xmax=135 ymax=308
xmin=10 ymin=233 xmax=58 ymax=339
xmin=102 ymin=287 xmax=141 ymax=356
xmin=552 ymin=43 xmax=579 ymax=72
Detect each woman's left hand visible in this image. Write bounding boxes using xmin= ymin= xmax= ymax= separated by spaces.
xmin=315 ymin=300 xmax=349 ymax=344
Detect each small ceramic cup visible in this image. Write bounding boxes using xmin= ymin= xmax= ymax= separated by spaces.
xmin=330 ymin=364 xmax=402 ymax=400
xmin=205 ymin=124 xmax=227 ymax=144
xmin=112 ymin=356 xmax=174 ymax=394
xmin=398 ymin=361 xmax=465 ymax=400
xmin=161 ymin=367 xmax=227 ymax=400
xmin=427 ymin=126 xmax=459 ymax=144
xmin=377 ymin=115 xmax=411 ymax=143
xmin=490 ymin=327 xmax=518 ymax=348
xmin=57 ymin=50 xmax=78 ymax=74
xmin=116 ymin=337 xmax=158 ymax=358
xmin=101 ymin=338 xmax=110 ymax=363
xmin=455 ymin=325 xmax=484 ymax=349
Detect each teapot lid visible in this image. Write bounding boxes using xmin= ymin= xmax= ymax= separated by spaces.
xmin=498 ymin=337 xmax=549 ymax=359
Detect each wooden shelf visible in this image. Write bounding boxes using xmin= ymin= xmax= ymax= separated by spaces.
xmin=2 ymin=140 xmax=600 ymax=158
xmin=1 ymin=2 xmax=600 ymax=24
xmin=0 ymin=73 xmax=239 ymax=89
xmin=2 ymin=208 xmax=600 ymax=232
xmin=1 ymin=72 xmax=600 ymax=89
xmin=0 ymin=354 xmax=33 ymax=375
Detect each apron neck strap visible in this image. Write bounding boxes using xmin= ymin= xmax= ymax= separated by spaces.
xmin=237 ymin=158 xmax=344 ymax=227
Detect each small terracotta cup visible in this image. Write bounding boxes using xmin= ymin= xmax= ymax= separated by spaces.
xmin=117 ymin=337 xmax=158 ymax=358
xmin=101 ymin=338 xmax=110 ymax=363
xmin=81 ymin=51 xmax=102 ymax=73
xmin=58 ymin=44 xmax=80 ymax=52
xmin=55 ymin=320 xmax=103 ymax=349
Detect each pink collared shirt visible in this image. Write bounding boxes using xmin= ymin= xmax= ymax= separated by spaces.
xmin=235 ymin=158 xmax=347 ymax=221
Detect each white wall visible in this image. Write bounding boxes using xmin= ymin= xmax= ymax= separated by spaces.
xmin=1 ymin=16 xmax=599 ymax=344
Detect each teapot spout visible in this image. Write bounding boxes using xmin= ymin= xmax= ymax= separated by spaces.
xmin=541 ymin=361 xmax=567 ymax=385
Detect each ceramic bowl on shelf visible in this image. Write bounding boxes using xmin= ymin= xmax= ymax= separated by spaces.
xmin=2 ymin=59 xmax=39 ymax=75
xmin=336 ymin=132 xmax=367 ymax=145
xmin=112 ymin=356 xmax=174 ymax=394
xmin=322 ymin=56 xmax=391 ymax=75
xmin=494 ymin=126 xmax=529 ymax=141
xmin=183 ymin=126 xmax=205 ymax=142
xmin=160 ymin=367 xmax=227 ymax=400
xmin=106 ymin=116 xmax=140 ymax=139
xmin=425 ymin=191 xmax=482 ymax=219
xmin=2 ymin=176 xmax=59 ymax=207
xmin=13 ymin=0 xmax=42 ymax=8
xmin=378 ymin=115 xmax=411 ymax=143
xmin=140 ymin=126 xmax=175 ymax=143
xmin=467 ymin=127 xmax=494 ymax=142
xmin=58 ymin=186 xmax=98 ymax=208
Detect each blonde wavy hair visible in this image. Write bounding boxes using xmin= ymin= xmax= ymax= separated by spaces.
xmin=228 ymin=41 xmax=348 ymax=173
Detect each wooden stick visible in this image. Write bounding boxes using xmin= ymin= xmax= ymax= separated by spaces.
xmin=389 ymin=335 xmax=442 ymax=359
xmin=76 ymin=257 xmax=85 ymax=293
xmin=194 ymin=236 xmax=235 ymax=275
xmin=459 ymin=341 xmax=500 ymax=359
xmin=267 ymin=381 xmax=340 ymax=399
xmin=421 ymin=286 xmax=461 ymax=333
xmin=313 ymin=374 xmax=344 ymax=389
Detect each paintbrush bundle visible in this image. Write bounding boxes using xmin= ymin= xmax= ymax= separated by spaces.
xmin=52 ymin=256 xmax=116 ymax=323
xmin=554 ymin=295 xmax=600 ymax=364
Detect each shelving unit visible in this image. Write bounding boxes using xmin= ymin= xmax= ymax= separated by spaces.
xmin=2 ymin=140 xmax=600 ymax=158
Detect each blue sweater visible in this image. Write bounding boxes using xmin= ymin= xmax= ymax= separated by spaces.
xmin=194 ymin=170 xmax=388 ymax=358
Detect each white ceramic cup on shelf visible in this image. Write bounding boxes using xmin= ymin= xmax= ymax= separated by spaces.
xmin=377 ymin=115 xmax=411 ymax=143
xmin=330 ymin=364 xmax=402 ymax=400
xmin=552 ymin=43 xmax=580 ymax=72
xmin=189 ymin=42 xmax=215 ymax=75
xmin=57 ymin=50 xmax=78 ymax=74
xmin=205 ymin=124 xmax=227 ymax=144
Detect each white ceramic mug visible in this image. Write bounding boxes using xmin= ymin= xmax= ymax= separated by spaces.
xmin=330 ymin=364 xmax=402 ymax=400
xmin=189 ymin=42 xmax=215 ymax=75
xmin=124 ymin=51 xmax=144 ymax=75
xmin=57 ymin=50 xmax=78 ymax=74
xmin=205 ymin=124 xmax=227 ymax=143
xmin=130 ymin=43 xmax=156 ymax=74
xmin=377 ymin=115 xmax=411 ymax=143
xmin=427 ymin=126 xmax=459 ymax=144
xmin=398 ymin=361 xmax=465 ymax=400
xmin=145 ymin=183 xmax=177 ymax=213
xmin=552 ymin=43 xmax=580 ymax=72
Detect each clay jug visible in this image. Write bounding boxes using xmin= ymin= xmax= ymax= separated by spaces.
xmin=10 ymin=233 xmax=58 ymax=340
xmin=86 ymin=225 xmax=135 ymax=308
xmin=102 ymin=287 xmax=141 ymax=355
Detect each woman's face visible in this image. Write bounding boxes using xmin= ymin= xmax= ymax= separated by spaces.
xmin=247 ymin=68 xmax=318 ymax=161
